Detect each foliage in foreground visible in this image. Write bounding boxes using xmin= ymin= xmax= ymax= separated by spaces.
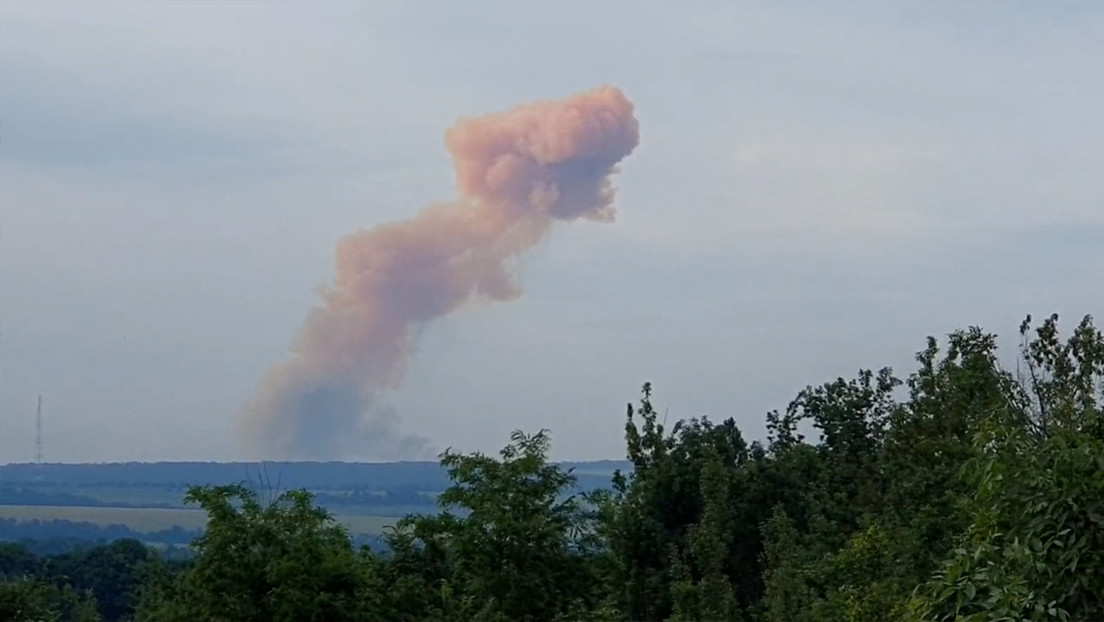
xmin=3 ymin=313 xmax=1102 ymax=621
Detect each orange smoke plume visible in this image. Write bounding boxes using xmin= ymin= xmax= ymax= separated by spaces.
xmin=241 ymin=86 xmax=640 ymax=459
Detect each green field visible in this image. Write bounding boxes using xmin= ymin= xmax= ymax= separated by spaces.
xmin=0 ymin=505 xmax=397 ymax=535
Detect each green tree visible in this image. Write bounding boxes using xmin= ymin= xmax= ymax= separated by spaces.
xmin=137 ymin=484 xmax=374 ymax=622
xmin=44 ymin=538 xmax=153 ymax=622
xmin=602 ymin=383 xmax=762 ymax=620
xmin=911 ymin=314 xmax=1104 ymax=621
xmin=668 ymin=446 xmax=742 ymax=621
xmin=385 ymin=429 xmax=598 ymax=622
xmin=0 ymin=576 xmax=100 ymax=622
xmin=0 ymin=543 xmax=38 ymax=579
xmin=881 ymin=327 xmax=1012 ymax=574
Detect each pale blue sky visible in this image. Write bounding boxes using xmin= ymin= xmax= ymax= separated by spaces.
xmin=1 ymin=1 xmax=1101 ymax=462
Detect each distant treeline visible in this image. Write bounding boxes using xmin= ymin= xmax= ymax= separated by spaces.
xmin=0 ymin=460 xmax=628 ymax=492
xmin=1 ymin=534 xmax=387 ymax=622
xmin=0 ymin=538 xmax=188 ymax=622
xmin=6 ymin=536 xmax=186 ymax=559
xmin=0 ymin=519 xmax=387 ymax=555
xmin=0 ymin=484 xmax=439 ymax=510
xmin=0 ymin=517 xmax=200 ymax=545
xmin=0 ymin=485 xmax=155 ymax=508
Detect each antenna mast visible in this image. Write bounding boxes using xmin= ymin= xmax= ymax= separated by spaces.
xmin=35 ymin=395 xmax=43 ymax=464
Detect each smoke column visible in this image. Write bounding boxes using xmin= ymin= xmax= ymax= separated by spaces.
xmin=241 ymin=86 xmax=640 ymax=460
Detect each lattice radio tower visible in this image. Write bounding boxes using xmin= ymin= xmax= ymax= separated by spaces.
xmin=35 ymin=395 xmax=43 ymax=464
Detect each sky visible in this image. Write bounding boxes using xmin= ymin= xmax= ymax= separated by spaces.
xmin=1 ymin=0 xmax=1102 ymax=463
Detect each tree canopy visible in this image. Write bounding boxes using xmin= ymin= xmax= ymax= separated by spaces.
xmin=3 ymin=313 xmax=1102 ymax=622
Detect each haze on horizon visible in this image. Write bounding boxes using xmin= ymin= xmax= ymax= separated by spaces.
xmin=1 ymin=0 xmax=1102 ymax=464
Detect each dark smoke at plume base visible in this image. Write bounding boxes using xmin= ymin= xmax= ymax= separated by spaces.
xmin=240 ymin=86 xmax=641 ymax=460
